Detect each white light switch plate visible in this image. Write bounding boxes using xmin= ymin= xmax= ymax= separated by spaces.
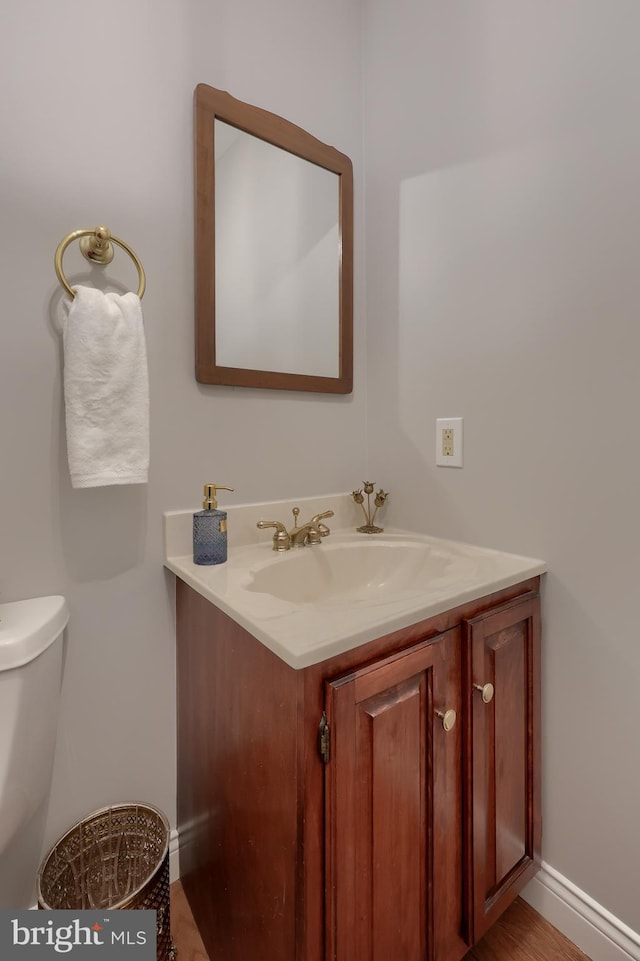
xmin=436 ymin=418 xmax=463 ymax=467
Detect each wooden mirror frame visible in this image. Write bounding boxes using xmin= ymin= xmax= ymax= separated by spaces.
xmin=194 ymin=83 xmax=353 ymax=393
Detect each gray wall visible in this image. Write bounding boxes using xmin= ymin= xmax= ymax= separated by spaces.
xmin=0 ymin=0 xmax=366 ymax=852
xmin=363 ymin=0 xmax=640 ymax=934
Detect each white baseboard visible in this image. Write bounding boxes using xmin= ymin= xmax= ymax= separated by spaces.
xmin=522 ymin=862 xmax=640 ymax=961
xmin=169 ymin=828 xmax=180 ymax=884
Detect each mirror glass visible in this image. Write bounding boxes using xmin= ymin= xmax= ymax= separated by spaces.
xmin=195 ymin=84 xmax=353 ymax=393
xmin=215 ymin=121 xmax=340 ymax=378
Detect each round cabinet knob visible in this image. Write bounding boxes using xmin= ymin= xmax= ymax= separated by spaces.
xmin=436 ymin=708 xmax=457 ymax=732
xmin=474 ymin=682 xmax=495 ymax=704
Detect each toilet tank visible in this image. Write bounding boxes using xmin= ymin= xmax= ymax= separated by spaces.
xmin=0 ymin=595 xmax=69 ymax=908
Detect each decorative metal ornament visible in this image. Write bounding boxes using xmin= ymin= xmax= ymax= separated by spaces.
xmin=352 ymin=482 xmax=389 ymax=534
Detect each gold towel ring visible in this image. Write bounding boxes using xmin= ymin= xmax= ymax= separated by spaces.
xmin=54 ymin=225 xmax=146 ymax=300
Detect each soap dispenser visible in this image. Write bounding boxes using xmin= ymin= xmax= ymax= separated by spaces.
xmin=193 ymin=483 xmax=234 ymax=565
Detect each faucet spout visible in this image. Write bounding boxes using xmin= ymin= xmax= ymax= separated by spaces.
xmin=289 ymin=524 xmax=319 ymax=547
xmin=290 ymin=509 xmax=334 ymax=547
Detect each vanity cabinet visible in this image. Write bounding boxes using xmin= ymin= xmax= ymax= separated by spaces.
xmin=175 ymin=577 xmax=541 ymax=961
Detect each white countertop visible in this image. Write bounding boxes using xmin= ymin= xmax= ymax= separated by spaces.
xmin=164 ymin=494 xmax=546 ymax=670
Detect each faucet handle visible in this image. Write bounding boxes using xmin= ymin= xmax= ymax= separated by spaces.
xmin=310 ymin=510 xmax=334 ymax=523
xmin=256 ymin=520 xmax=290 ymax=552
xmin=310 ymin=510 xmax=334 ymax=537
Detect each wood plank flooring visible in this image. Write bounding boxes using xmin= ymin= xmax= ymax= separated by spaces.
xmin=464 ymin=897 xmax=591 ymax=961
xmin=169 ymin=881 xmax=592 ymax=961
xmin=170 ymin=882 xmax=208 ymax=961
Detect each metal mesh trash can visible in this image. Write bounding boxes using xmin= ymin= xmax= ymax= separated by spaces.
xmin=37 ymin=802 xmax=175 ymax=961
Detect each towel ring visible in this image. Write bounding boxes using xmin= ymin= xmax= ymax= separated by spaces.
xmin=54 ymin=226 xmax=146 ymax=300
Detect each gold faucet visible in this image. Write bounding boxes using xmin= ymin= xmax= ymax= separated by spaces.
xmin=257 ymin=507 xmax=334 ymax=551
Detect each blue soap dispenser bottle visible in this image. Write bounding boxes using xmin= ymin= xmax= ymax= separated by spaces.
xmin=193 ymin=483 xmax=234 ymax=565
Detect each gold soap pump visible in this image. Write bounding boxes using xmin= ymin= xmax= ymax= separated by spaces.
xmin=193 ymin=483 xmax=234 ymax=565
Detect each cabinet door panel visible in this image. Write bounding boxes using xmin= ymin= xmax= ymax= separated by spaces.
xmin=493 ymin=625 xmax=527 ymax=880
xmin=325 ymin=628 xmax=466 ymax=961
xmin=465 ymin=593 xmax=541 ymax=942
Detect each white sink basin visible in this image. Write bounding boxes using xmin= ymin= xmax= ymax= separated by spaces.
xmin=246 ymin=539 xmax=469 ymax=604
xmin=164 ymin=508 xmax=546 ymax=669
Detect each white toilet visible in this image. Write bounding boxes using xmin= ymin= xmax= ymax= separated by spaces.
xmin=0 ymin=595 xmax=68 ymax=908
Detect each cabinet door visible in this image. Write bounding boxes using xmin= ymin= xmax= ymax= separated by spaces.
xmin=464 ymin=593 xmax=541 ymax=942
xmin=324 ymin=627 xmax=466 ymax=961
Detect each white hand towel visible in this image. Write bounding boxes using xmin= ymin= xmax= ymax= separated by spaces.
xmin=62 ymin=285 xmax=150 ymax=488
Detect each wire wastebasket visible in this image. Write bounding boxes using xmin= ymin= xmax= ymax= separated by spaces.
xmin=37 ymin=802 xmax=176 ymax=961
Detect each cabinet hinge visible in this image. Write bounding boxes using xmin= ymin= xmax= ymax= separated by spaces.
xmin=318 ymin=712 xmax=330 ymax=763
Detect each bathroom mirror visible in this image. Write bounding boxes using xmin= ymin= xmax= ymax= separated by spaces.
xmin=194 ymin=83 xmax=353 ymax=393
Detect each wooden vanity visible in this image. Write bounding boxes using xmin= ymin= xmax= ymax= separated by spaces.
xmin=175 ymin=573 xmax=541 ymax=961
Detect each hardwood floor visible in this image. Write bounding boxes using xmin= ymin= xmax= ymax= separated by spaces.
xmin=463 ymin=897 xmax=591 ymax=961
xmin=169 ymin=881 xmax=592 ymax=961
xmin=170 ymin=881 xmax=208 ymax=961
